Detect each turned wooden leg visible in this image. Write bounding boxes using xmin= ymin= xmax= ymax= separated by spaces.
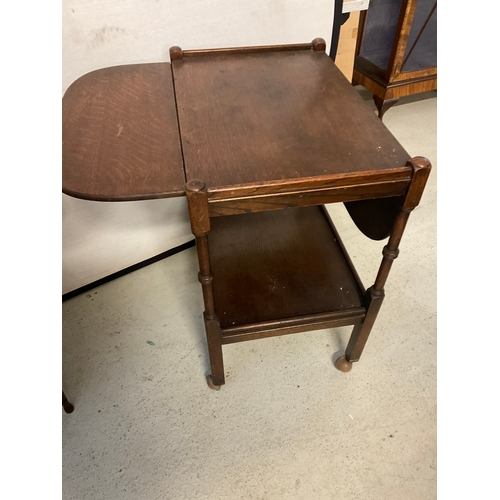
xmin=62 ymin=390 xmax=74 ymax=413
xmin=373 ymin=95 xmax=399 ymax=120
xmin=345 ymin=287 xmax=385 ymax=362
xmin=334 ymin=287 xmax=384 ymax=372
xmin=204 ymin=315 xmax=224 ymax=389
xmin=186 ymin=179 xmax=225 ymax=389
xmin=336 ymin=157 xmax=432 ymax=372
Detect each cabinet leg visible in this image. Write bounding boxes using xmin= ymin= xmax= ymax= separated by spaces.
xmin=205 ymin=315 xmax=225 ymax=389
xmin=373 ymin=95 xmax=399 ymax=120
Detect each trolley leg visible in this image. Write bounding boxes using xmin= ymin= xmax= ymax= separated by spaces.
xmin=335 ymin=157 xmax=431 ymax=372
xmin=205 ymin=316 xmax=224 ymax=389
xmin=186 ymin=179 xmax=225 ymax=389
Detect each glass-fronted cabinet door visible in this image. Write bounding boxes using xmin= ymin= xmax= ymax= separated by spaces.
xmin=358 ymin=0 xmax=404 ymax=75
xmin=354 ymin=0 xmax=437 ymax=119
xmin=397 ymin=0 xmax=437 ymax=76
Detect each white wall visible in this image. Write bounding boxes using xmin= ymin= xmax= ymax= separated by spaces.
xmin=62 ymin=0 xmax=335 ymax=295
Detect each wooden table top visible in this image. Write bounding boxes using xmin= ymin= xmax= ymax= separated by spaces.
xmin=172 ymin=44 xmax=411 ymax=196
xmin=62 ymin=63 xmax=185 ymax=201
xmin=62 ymin=41 xmax=413 ymax=203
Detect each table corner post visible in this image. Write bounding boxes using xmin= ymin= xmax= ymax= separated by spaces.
xmin=311 ymin=37 xmax=327 ymax=52
xmin=372 ymin=155 xmax=432 ymax=293
xmin=403 ymin=156 xmax=432 ymax=211
xmin=342 ymin=156 xmax=432 ymax=366
xmin=185 ymin=180 xmax=225 ymax=388
xmin=169 ymin=45 xmax=184 ymax=61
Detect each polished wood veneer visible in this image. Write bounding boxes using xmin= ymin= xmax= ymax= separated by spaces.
xmin=62 ymin=63 xmax=185 ymax=201
xmin=172 ymin=48 xmax=411 ymax=193
xmin=209 ymin=206 xmax=365 ymax=331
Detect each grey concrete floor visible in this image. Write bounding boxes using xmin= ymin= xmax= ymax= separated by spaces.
xmin=63 ymin=90 xmax=437 ymax=500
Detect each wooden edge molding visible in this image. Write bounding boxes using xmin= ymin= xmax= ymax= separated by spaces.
xmin=207 ymin=179 xmax=411 ymax=217
xmin=206 ymin=167 xmax=412 ymax=200
xmin=61 ymin=187 xmax=186 ymax=203
xmin=220 ymin=309 xmax=366 ymax=344
xmin=174 ymin=40 xmax=321 ymax=59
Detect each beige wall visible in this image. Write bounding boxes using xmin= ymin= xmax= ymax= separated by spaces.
xmin=62 ymin=0 xmax=335 ymax=294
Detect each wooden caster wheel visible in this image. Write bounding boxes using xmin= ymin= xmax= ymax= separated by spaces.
xmin=206 ymin=374 xmax=221 ymax=391
xmin=335 ymin=355 xmax=353 ymax=373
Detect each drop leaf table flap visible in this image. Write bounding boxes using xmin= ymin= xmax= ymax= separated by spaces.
xmin=62 ymin=63 xmax=185 ymax=202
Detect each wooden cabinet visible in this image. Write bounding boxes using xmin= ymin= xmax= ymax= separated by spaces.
xmin=353 ymin=0 xmax=437 ymax=119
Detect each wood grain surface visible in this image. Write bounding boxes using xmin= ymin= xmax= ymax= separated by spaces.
xmin=208 ymin=206 xmax=365 ymax=329
xmin=62 ymin=63 xmax=185 ymax=201
xmin=172 ymin=48 xmax=412 ymax=193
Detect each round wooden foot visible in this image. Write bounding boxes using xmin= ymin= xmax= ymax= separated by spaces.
xmin=62 ymin=391 xmax=74 ymax=413
xmin=63 ymin=400 xmax=74 ymax=413
xmin=335 ymin=355 xmax=353 ymax=373
xmin=206 ymin=374 xmax=221 ymax=391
